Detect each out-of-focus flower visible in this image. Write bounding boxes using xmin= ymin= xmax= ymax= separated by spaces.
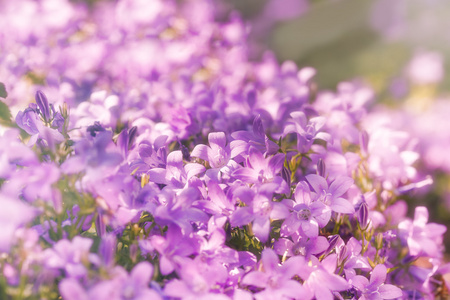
xmin=242 ymin=248 xmax=308 ymax=300
xmin=398 ymin=206 xmax=447 ymax=257
xmin=305 ymin=174 xmax=355 ymax=214
xmin=347 ymin=264 xmax=403 ymax=300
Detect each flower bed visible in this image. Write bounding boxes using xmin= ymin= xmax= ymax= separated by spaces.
xmin=0 ymin=0 xmax=449 ymax=299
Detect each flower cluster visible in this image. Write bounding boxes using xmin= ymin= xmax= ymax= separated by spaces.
xmin=0 ymin=0 xmax=449 ymax=299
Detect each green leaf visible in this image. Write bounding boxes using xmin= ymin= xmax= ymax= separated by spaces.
xmin=0 ymin=82 xmax=7 ymax=98
xmin=0 ymin=100 xmax=12 ymax=126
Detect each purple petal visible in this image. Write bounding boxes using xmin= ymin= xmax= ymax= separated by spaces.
xmin=191 ymin=144 xmax=210 ymax=161
xmin=59 ymin=279 xmax=88 ymax=300
xmin=322 ymin=270 xmax=351 ymax=291
xmin=208 ymin=132 xmax=227 ymax=149
xmin=160 ymin=255 xmax=175 ymax=275
xmin=294 ymin=181 xmax=312 ymax=204
xmin=130 ymin=261 xmax=154 ymax=286
xmin=164 ymin=279 xmax=192 ymax=298
xmin=247 ymin=147 xmax=266 ymax=170
xmin=233 ymin=186 xmax=255 ymax=205
xmin=232 ymin=168 xmax=259 ymax=183
xmin=260 ymin=248 xmax=279 ymax=273
xmin=252 ymin=115 xmax=265 ymax=137
xmin=281 ymin=255 xmax=306 ymax=278
xmin=301 ymin=220 xmax=319 ymax=238
xmin=378 ymin=284 xmax=403 ymax=299
xmin=281 ymin=280 xmax=308 ymax=299
xmin=230 ymin=207 xmax=254 ymax=227
xmin=331 ymin=198 xmax=355 ymax=214
xmin=253 ymin=216 xmax=270 ymax=243
xmin=148 ymin=168 xmax=167 ymax=184
xmin=329 ymin=176 xmax=354 ymax=198
xmin=369 ymin=264 xmax=387 ymax=287
xmin=268 ymin=153 xmax=285 ymax=174
xmin=270 ymin=202 xmax=290 ymax=220
xmin=229 ymin=140 xmax=247 ymax=158
xmin=167 ymin=150 xmax=183 ymax=169
xmin=305 ymin=174 xmax=328 ymax=194
xmin=185 ymin=163 xmax=205 ymax=179
xmin=349 ymin=275 xmax=369 ymax=291
xmin=242 ymin=271 xmax=269 ymax=288
xmin=413 ymin=206 xmax=429 ymax=226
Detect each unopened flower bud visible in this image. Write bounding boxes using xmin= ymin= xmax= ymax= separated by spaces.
xmin=359 ymin=130 xmax=369 ymax=156
xmin=375 ymin=232 xmax=383 ymax=250
xmin=358 ymin=201 xmax=369 ymax=230
xmin=281 ymin=166 xmax=291 ymax=187
xmin=317 ymin=159 xmax=326 ymax=177
xmin=35 ymin=90 xmax=51 ymax=123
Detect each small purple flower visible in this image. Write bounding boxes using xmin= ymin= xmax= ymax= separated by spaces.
xmin=163 ymin=256 xmax=230 ymax=300
xmin=43 ymin=236 xmax=97 ymax=279
xmin=242 ymin=248 xmax=308 ymax=300
xmin=0 ymin=194 xmax=35 ymax=252
xmin=347 ymin=264 xmax=402 ymax=300
xmin=274 ymin=234 xmax=329 ymax=259
xmin=298 ymin=254 xmax=351 ymax=300
xmin=305 ymin=174 xmax=355 ymax=214
xmin=281 ymin=181 xmax=331 ymax=238
xmin=153 ymin=187 xmax=209 ymax=235
xmin=150 ymin=225 xmax=201 ymax=275
xmin=232 ymin=147 xmax=288 ymax=194
xmin=15 ymin=106 xmax=40 ymax=136
xmin=147 ymin=150 xmax=205 ymax=190
xmin=230 ymin=185 xmax=289 ymax=243
xmin=284 ymin=111 xmax=330 ymax=153
xmin=398 ymin=206 xmax=447 ymax=257
xmin=230 ymin=115 xmax=279 ymax=156
xmin=191 ymin=132 xmax=240 ymax=181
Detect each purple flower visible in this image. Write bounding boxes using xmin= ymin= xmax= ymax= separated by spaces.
xmin=284 ymin=111 xmax=330 ymax=153
xmin=347 ymin=264 xmax=402 ymax=300
xmin=230 ymin=115 xmax=279 ymax=156
xmin=281 ymin=181 xmax=331 ymax=238
xmin=147 ymin=150 xmax=205 ymax=190
xmin=43 ymin=236 xmax=97 ymax=279
xmin=195 ymin=181 xmax=236 ymax=218
xmin=61 ymin=130 xmax=123 ymax=175
xmin=274 ymin=234 xmax=329 ymax=258
xmin=59 ymin=262 xmax=162 ymax=300
xmin=242 ymin=248 xmax=308 ymax=300
xmin=398 ymin=206 xmax=447 ymax=257
xmin=153 ymin=187 xmax=209 ymax=235
xmin=305 ymin=174 xmax=355 ymax=214
xmin=297 ymin=254 xmax=351 ymax=300
xmin=0 ymin=194 xmax=35 ymax=252
xmin=163 ymin=256 xmax=230 ymax=300
xmin=191 ymin=132 xmax=240 ymax=182
xmin=232 ymin=147 xmax=288 ymax=194
xmin=230 ymin=185 xmax=289 ymax=243
xmin=129 ymin=135 xmax=169 ymax=175
xmin=150 ymin=225 xmax=201 ymax=275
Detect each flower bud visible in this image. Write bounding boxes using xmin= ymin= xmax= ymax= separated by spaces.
xmin=359 ymin=130 xmax=369 ymax=156
xmin=35 ymin=90 xmax=51 ymax=123
xmin=358 ymin=201 xmax=369 ymax=230
xmin=317 ymin=159 xmax=326 ymax=177
xmin=375 ymin=232 xmax=383 ymax=250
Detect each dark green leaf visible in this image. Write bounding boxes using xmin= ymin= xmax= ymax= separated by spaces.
xmin=0 ymin=100 xmax=12 ymax=126
xmin=0 ymin=82 xmax=6 ymax=98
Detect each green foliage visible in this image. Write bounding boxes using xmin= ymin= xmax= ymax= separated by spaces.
xmin=0 ymin=82 xmax=7 ymax=98
xmin=0 ymin=83 xmax=13 ymax=127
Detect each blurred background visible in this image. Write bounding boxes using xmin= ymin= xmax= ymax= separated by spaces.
xmin=227 ymin=0 xmax=450 ymax=92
